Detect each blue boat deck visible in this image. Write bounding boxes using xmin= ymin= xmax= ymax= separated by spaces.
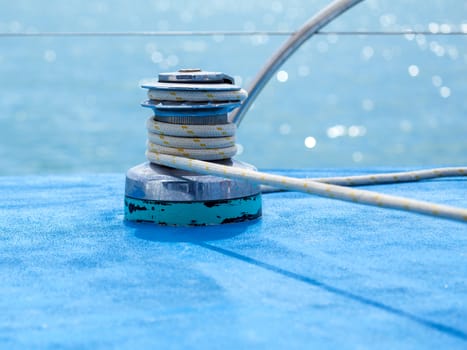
xmin=1 ymin=169 xmax=466 ymax=349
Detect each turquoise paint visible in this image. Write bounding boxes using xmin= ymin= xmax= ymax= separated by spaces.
xmin=124 ymin=194 xmax=261 ymax=226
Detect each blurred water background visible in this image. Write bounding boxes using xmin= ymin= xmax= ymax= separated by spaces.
xmin=0 ymin=0 xmax=466 ymax=174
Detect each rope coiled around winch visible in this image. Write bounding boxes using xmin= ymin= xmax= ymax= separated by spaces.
xmin=147 ymin=88 xmax=248 ymax=102
xmin=145 ymin=87 xmax=244 ymax=161
xmin=146 ymin=117 xmax=237 ymax=161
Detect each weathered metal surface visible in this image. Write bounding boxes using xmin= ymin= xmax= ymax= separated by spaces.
xmin=124 ymin=193 xmax=261 ymax=226
xmin=158 ymin=69 xmax=235 ymax=84
xmin=125 ymin=161 xmax=260 ymax=202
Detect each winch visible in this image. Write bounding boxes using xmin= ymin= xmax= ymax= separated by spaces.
xmin=124 ymin=68 xmax=262 ymax=226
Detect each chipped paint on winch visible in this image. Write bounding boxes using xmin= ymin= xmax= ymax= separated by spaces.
xmin=124 ymin=194 xmax=261 ymax=226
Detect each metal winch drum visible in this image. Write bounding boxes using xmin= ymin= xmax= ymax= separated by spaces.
xmin=124 ymin=69 xmax=262 ymax=226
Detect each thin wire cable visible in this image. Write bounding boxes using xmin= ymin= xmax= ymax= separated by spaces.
xmin=146 ymin=151 xmax=467 ymax=223
xmin=1 ymin=31 xmax=466 ymax=37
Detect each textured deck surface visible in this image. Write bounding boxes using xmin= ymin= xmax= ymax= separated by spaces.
xmin=0 ymin=169 xmax=466 ymax=349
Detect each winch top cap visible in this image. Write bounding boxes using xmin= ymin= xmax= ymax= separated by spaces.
xmin=158 ymin=68 xmax=235 ymax=85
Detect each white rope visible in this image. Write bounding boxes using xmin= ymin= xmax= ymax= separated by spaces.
xmin=313 ymin=167 xmax=467 ymax=186
xmin=260 ymin=167 xmax=467 ymax=196
xmin=260 ymin=167 xmax=467 ymax=191
xmin=147 ymin=117 xmax=236 ymax=137
xmin=146 ymin=117 xmax=237 ymax=161
xmin=147 ymin=132 xmax=235 ymax=149
xmin=146 ymin=151 xmax=467 ymax=223
xmin=147 ymin=89 xmax=248 ymax=102
xmin=147 ymin=141 xmax=237 ymax=160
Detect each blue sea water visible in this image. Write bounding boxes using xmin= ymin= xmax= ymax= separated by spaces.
xmin=0 ymin=0 xmax=466 ymax=174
